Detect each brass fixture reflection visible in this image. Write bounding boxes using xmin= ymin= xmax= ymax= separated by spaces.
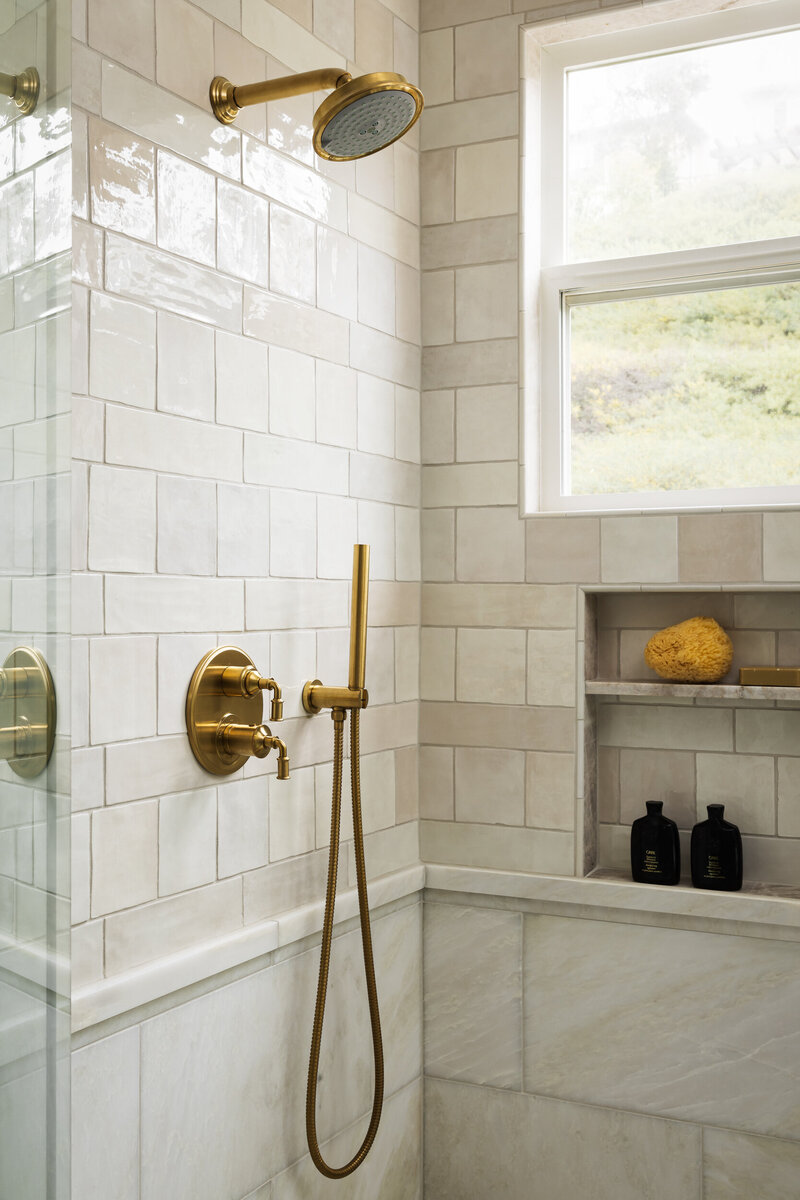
xmin=302 ymin=545 xmax=383 ymax=1179
xmin=210 ymin=67 xmax=423 ymax=161
xmin=0 ymin=67 xmax=40 ymax=115
xmin=185 ymin=647 xmax=289 ymax=778
xmin=0 ymin=647 xmax=56 ymax=778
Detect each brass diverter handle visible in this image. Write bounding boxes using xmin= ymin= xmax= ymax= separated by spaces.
xmin=0 ymin=647 xmax=56 ymax=778
xmin=186 ymin=647 xmax=289 ymax=778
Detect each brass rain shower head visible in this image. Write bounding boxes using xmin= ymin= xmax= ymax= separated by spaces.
xmin=210 ymin=67 xmax=423 ymax=161
xmin=0 ymin=67 xmax=40 ymax=116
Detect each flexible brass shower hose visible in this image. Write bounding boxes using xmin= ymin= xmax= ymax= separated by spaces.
xmin=305 ymin=706 xmax=384 ymax=1178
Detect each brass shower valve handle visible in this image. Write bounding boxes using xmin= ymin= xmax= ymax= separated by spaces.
xmin=217 ymin=666 xmax=284 ymax=721
xmin=186 ymin=647 xmax=290 ymax=778
xmin=218 ymin=722 xmax=290 ymax=779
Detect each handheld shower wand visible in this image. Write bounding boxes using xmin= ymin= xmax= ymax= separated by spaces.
xmin=302 ymin=545 xmax=384 ymax=1178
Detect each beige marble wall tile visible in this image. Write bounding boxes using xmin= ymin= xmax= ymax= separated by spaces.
xmin=422 ymin=94 xmax=518 ymax=152
xmin=424 ymin=338 xmax=517 ymax=390
xmin=422 ymin=700 xmax=575 ymax=753
xmin=599 ymin=702 xmax=733 ymax=752
xmin=419 ymin=746 xmax=454 ymax=819
xmin=597 ymin=745 xmax=620 ymax=822
xmin=422 ymin=269 xmax=454 ymax=345
xmin=422 ymin=582 xmax=576 ymax=629
xmin=456 ymin=628 xmax=526 ymax=704
xmin=455 ymin=747 xmax=525 ymax=825
xmin=527 ymin=629 xmax=575 ymax=706
xmin=422 ymin=509 xmax=455 ymax=580
xmin=420 ymin=28 xmax=454 ymax=107
xmin=777 ymin=757 xmax=800 ymax=837
xmin=601 ymin=515 xmax=678 ymax=584
xmin=678 ymin=514 xmax=763 ymax=583
xmin=523 ymin=914 xmax=800 ymax=1137
xmin=736 ymin=708 xmax=800 ymax=756
xmin=421 ymin=149 xmax=455 ymax=225
xmin=456 ymin=506 xmax=525 ymax=582
xmin=525 ymin=750 xmax=575 ymax=831
xmin=420 ymin=627 xmax=456 ymax=700
xmin=455 ymin=15 xmax=521 ymax=100
xmin=424 ymin=1077 xmax=702 ymax=1200
xmin=424 ymin=903 xmax=522 ymax=1088
xmin=704 ymin=1127 xmax=800 ymax=1200
xmin=421 ymin=389 xmax=455 ymax=463
xmin=526 ymin=516 xmax=600 ymax=583
xmin=619 ymin=747 xmax=695 ymax=828
xmin=696 ymin=752 xmax=775 ymax=835
xmin=423 ymin=214 xmax=517 ymax=269
xmin=421 ymin=818 xmax=574 ymax=874
xmin=455 ymin=261 xmax=517 ymax=341
xmin=72 ymin=1028 xmax=140 ymax=1200
xmin=455 ymin=138 xmax=518 ymax=219
xmin=763 ymin=513 xmax=800 ymax=584
xmin=423 ymin=461 xmax=517 ymax=507
xmin=456 ymin=383 xmax=518 ymax=462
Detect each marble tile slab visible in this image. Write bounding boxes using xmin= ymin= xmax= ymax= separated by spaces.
xmin=424 ymin=1077 xmax=702 ymax=1200
xmin=523 ymin=914 xmax=800 ymax=1138
xmin=139 ymin=902 xmax=421 ymax=1200
xmin=704 ymin=1127 xmax=800 ymax=1200
xmin=270 ymin=1079 xmax=421 ymax=1200
xmin=424 ymin=901 xmax=522 ymax=1088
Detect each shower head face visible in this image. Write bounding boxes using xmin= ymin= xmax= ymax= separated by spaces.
xmin=313 ymin=72 xmax=423 ymax=161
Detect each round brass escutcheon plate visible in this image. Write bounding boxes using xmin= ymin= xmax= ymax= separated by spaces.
xmin=209 ymin=75 xmax=239 ymax=124
xmin=186 ymin=646 xmax=264 ymax=775
xmin=0 ymin=646 xmax=56 ymax=778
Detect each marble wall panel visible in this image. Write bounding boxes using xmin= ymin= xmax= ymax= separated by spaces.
xmin=424 ymin=901 xmax=522 ymax=1088
xmin=424 ymin=1077 xmax=702 ymax=1200
xmin=523 ymin=914 xmax=800 ymax=1139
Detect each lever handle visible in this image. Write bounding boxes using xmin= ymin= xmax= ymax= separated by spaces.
xmin=218 ymin=722 xmax=290 ymax=778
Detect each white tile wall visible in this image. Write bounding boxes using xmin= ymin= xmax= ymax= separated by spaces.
xmin=73 ymin=0 xmax=422 ymax=990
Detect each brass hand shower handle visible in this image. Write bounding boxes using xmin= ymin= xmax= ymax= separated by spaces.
xmin=303 ymin=545 xmax=385 ymax=1179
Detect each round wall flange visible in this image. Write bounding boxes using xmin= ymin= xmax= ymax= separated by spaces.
xmin=209 ymin=76 xmax=239 ymax=124
xmin=14 ymin=67 xmax=40 ymax=116
xmin=0 ymin=646 xmax=56 ymax=778
xmin=186 ymin=646 xmax=264 ymax=775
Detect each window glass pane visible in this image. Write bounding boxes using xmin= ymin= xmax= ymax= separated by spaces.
xmin=568 ymin=280 xmax=800 ymax=496
xmin=566 ymin=29 xmax=800 ymax=261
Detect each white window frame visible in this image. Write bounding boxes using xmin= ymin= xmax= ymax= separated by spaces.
xmin=522 ymin=0 xmax=800 ymax=515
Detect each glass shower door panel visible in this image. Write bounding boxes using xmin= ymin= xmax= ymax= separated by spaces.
xmin=0 ymin=0 xmax=70 ymax=1196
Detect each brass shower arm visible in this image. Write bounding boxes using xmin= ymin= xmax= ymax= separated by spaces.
xmin=210 ymin=68 xmax=352 ymax=124
xmin=0 ymin=67 xmax=40 ymax=115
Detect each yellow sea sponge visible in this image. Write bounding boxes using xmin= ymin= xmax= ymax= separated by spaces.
xmin=644 ymin=616 xmax=733 ymax=683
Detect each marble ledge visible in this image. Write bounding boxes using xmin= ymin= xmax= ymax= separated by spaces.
xmin=71 ymin=864 xmax=425 ymax=1034
xmin=424 ymin=864 xmax=800 ymax=935
xmin=586 ymin=680 xmax=800 ymax=701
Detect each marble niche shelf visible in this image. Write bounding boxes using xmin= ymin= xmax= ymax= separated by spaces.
xmin=586 ymin=679 xmax=800 ymax=702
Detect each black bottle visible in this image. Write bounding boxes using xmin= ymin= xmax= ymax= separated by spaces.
xmin=690 ymin=804 xmax=742 ymax=891
xmin=630 ymin=800 xmax=681 ymax=885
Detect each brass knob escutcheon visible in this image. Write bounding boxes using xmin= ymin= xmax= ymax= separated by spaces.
xmin=186 ymin=646 xmax=289 ymax=777
xmin=0 ymin=647 xmax=56 ymax=778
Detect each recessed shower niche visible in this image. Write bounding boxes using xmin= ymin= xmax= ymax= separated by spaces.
xmin=581 ymin=588 xmax=800 ymax=898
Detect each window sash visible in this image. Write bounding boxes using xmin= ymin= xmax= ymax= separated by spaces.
xmin=532 ymin=0 xmax=800 ymax=514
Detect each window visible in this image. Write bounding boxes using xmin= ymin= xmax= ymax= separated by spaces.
xmin=525 ymin=0 xmax=800 ymax=513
